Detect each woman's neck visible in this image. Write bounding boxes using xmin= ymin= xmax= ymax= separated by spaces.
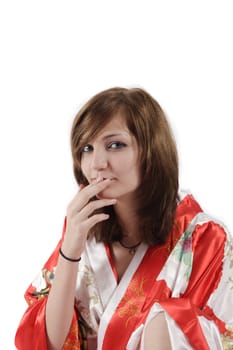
xmin=114 ymin=200 xmax=140 ymax=243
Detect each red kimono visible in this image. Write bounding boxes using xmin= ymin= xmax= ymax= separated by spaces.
xmin=15 ymin=191 xmax=233 ymax=349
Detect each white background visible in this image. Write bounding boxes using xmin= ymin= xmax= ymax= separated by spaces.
xmin=0 ymin=1 xmax=233 ymax=349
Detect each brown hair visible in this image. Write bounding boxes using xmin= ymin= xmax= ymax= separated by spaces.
xmin=71 ymin=87 xmax=179 ymax=245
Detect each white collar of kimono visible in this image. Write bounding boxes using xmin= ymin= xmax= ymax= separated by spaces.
xmin=86 ymin=237 xmax=148 ymax=349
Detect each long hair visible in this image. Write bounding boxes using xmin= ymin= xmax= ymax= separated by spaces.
xmin=71 ymin=87 xmax=179 ymax=245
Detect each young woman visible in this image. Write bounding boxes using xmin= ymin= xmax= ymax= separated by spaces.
xmin=15 ymin=87 xmax=233 ymax=349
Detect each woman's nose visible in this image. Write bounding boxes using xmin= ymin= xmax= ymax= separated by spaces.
xmin=90 ymin=150 xmax=108 ymax=170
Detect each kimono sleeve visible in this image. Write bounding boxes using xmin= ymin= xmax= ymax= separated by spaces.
xmin=158 ymin=219 xmax=233 ymax=349
xmin=14 ymin=218 xmax=81 ymax=350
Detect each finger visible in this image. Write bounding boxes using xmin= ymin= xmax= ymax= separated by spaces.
xmin=81 ymin=213 xmax=110 ymax=232
xmin=82 ymin=178 xmax=112 ymax=198
xmin=68 ymin=179 xmax=113 ymax=213
xmin=79 ymin=198 xmax=116 ymax=218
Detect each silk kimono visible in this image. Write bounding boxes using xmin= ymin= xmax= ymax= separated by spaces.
xmin=15 ymin=191 xmax=233 ymax=349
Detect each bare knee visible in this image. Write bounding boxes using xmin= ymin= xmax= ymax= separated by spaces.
xmin=143 ymin=312 xmax=172 ymax=350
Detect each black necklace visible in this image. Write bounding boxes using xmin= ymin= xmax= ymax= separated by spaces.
xmin=119 ymin=240 xmax=141 ymax=255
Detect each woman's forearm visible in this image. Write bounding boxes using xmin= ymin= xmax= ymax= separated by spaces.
xmin=45 ymin=255 xmax=79 ymax=350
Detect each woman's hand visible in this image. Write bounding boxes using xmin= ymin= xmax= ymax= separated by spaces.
xmin=46 ymin=181 xmax=115 ymax=350
xmin=61 ymin=179 xmax=116 ymax=259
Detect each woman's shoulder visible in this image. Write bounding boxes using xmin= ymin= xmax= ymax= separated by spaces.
xmin=177 ymin=189 xmax=232 ymax=242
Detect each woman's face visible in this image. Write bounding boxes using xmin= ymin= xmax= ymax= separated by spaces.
xmin=80 ymin=113 xmax=140 ymax=202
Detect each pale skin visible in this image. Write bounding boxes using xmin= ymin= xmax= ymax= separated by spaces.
xmin=45 ymin=114 xmax=171 ymax=349
xmin=144 ymin=313 xmax=172 ymax=350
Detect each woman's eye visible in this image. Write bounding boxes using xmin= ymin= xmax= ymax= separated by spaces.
xmin=82 ymin=144 xmax=93 ymax=153
xmin=107 ymin=141 xmax=126 ymax=149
